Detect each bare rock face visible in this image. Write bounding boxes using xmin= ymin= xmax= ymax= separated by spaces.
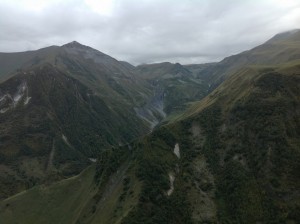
xmin=0 ymin=80 xmax=28 ymax=113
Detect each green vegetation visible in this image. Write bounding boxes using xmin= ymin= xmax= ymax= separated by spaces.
xmin=0 ymin=59 xmax=149 ymax=198
xmin=0 ymin=165 xmax=97 ymax=224
xmin=185 ymin=68 xmax=300 ymax=223
xmin=122 ymin=127 xmax=193 ymax=224
xmin=1 ymin=31 xmax=300 ymax=224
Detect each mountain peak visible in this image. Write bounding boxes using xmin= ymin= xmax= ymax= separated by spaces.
xmin=62 ymin=41 xmax=88 ymax=49
xmin=61 ymin=41 xmax=109 ymax=57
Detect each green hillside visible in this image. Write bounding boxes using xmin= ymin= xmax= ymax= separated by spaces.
xmin=0 ymin=165 xmax=96 ymax=224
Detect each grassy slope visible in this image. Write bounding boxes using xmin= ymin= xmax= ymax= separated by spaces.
xmin=77 ymin=147 xmax=142 ymax=224
xmin=0 ymin=151 xmax=142 ymax=224
xmin=0 ymin=165 xmax=97 ymax=224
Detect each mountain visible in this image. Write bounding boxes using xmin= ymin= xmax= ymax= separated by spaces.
xmin=0 ymin=41 xmax=158 ymax=199
xmin=195 ymin=29 xmax=300 ymax=90
xmin=0 ymin=30 xmax=300 ymax=223
xmin=137 ymin=62 xmax=192 ymax=80
xmin=2 ymin=63 xmax=299 ymax=224
xmin=136 ymin=62 xmax=210 ymax=119
xmin=0 ymin=41 xmax=152 ymax=107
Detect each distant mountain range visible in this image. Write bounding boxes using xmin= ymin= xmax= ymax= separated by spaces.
xmin=0 ymin=29 xmax=299 ymax=224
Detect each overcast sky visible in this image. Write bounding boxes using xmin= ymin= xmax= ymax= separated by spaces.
xmin=0 ymin=0 xmax=299 ymax=65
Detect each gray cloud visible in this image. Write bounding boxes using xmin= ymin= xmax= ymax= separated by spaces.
xmin=0 ymin=0 xmax=300 ymax=65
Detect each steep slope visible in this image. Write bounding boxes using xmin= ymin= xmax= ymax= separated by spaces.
xmin=0 ymin=42 xmax=154 ymax=199
xmin=58 ymin=42 xmax=151 ymax=107
xmin=0 ymin=41 xmax=152 ymax=109
xmin=0 ymin=63 xmax=150 ymax=199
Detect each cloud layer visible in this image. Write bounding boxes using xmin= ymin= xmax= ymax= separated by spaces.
xmin=0 ymin=0 xmax=300 ymax=65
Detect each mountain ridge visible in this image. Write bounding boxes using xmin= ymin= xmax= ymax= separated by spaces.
xmin=0 ymin=30 xmax=299 ymax=223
